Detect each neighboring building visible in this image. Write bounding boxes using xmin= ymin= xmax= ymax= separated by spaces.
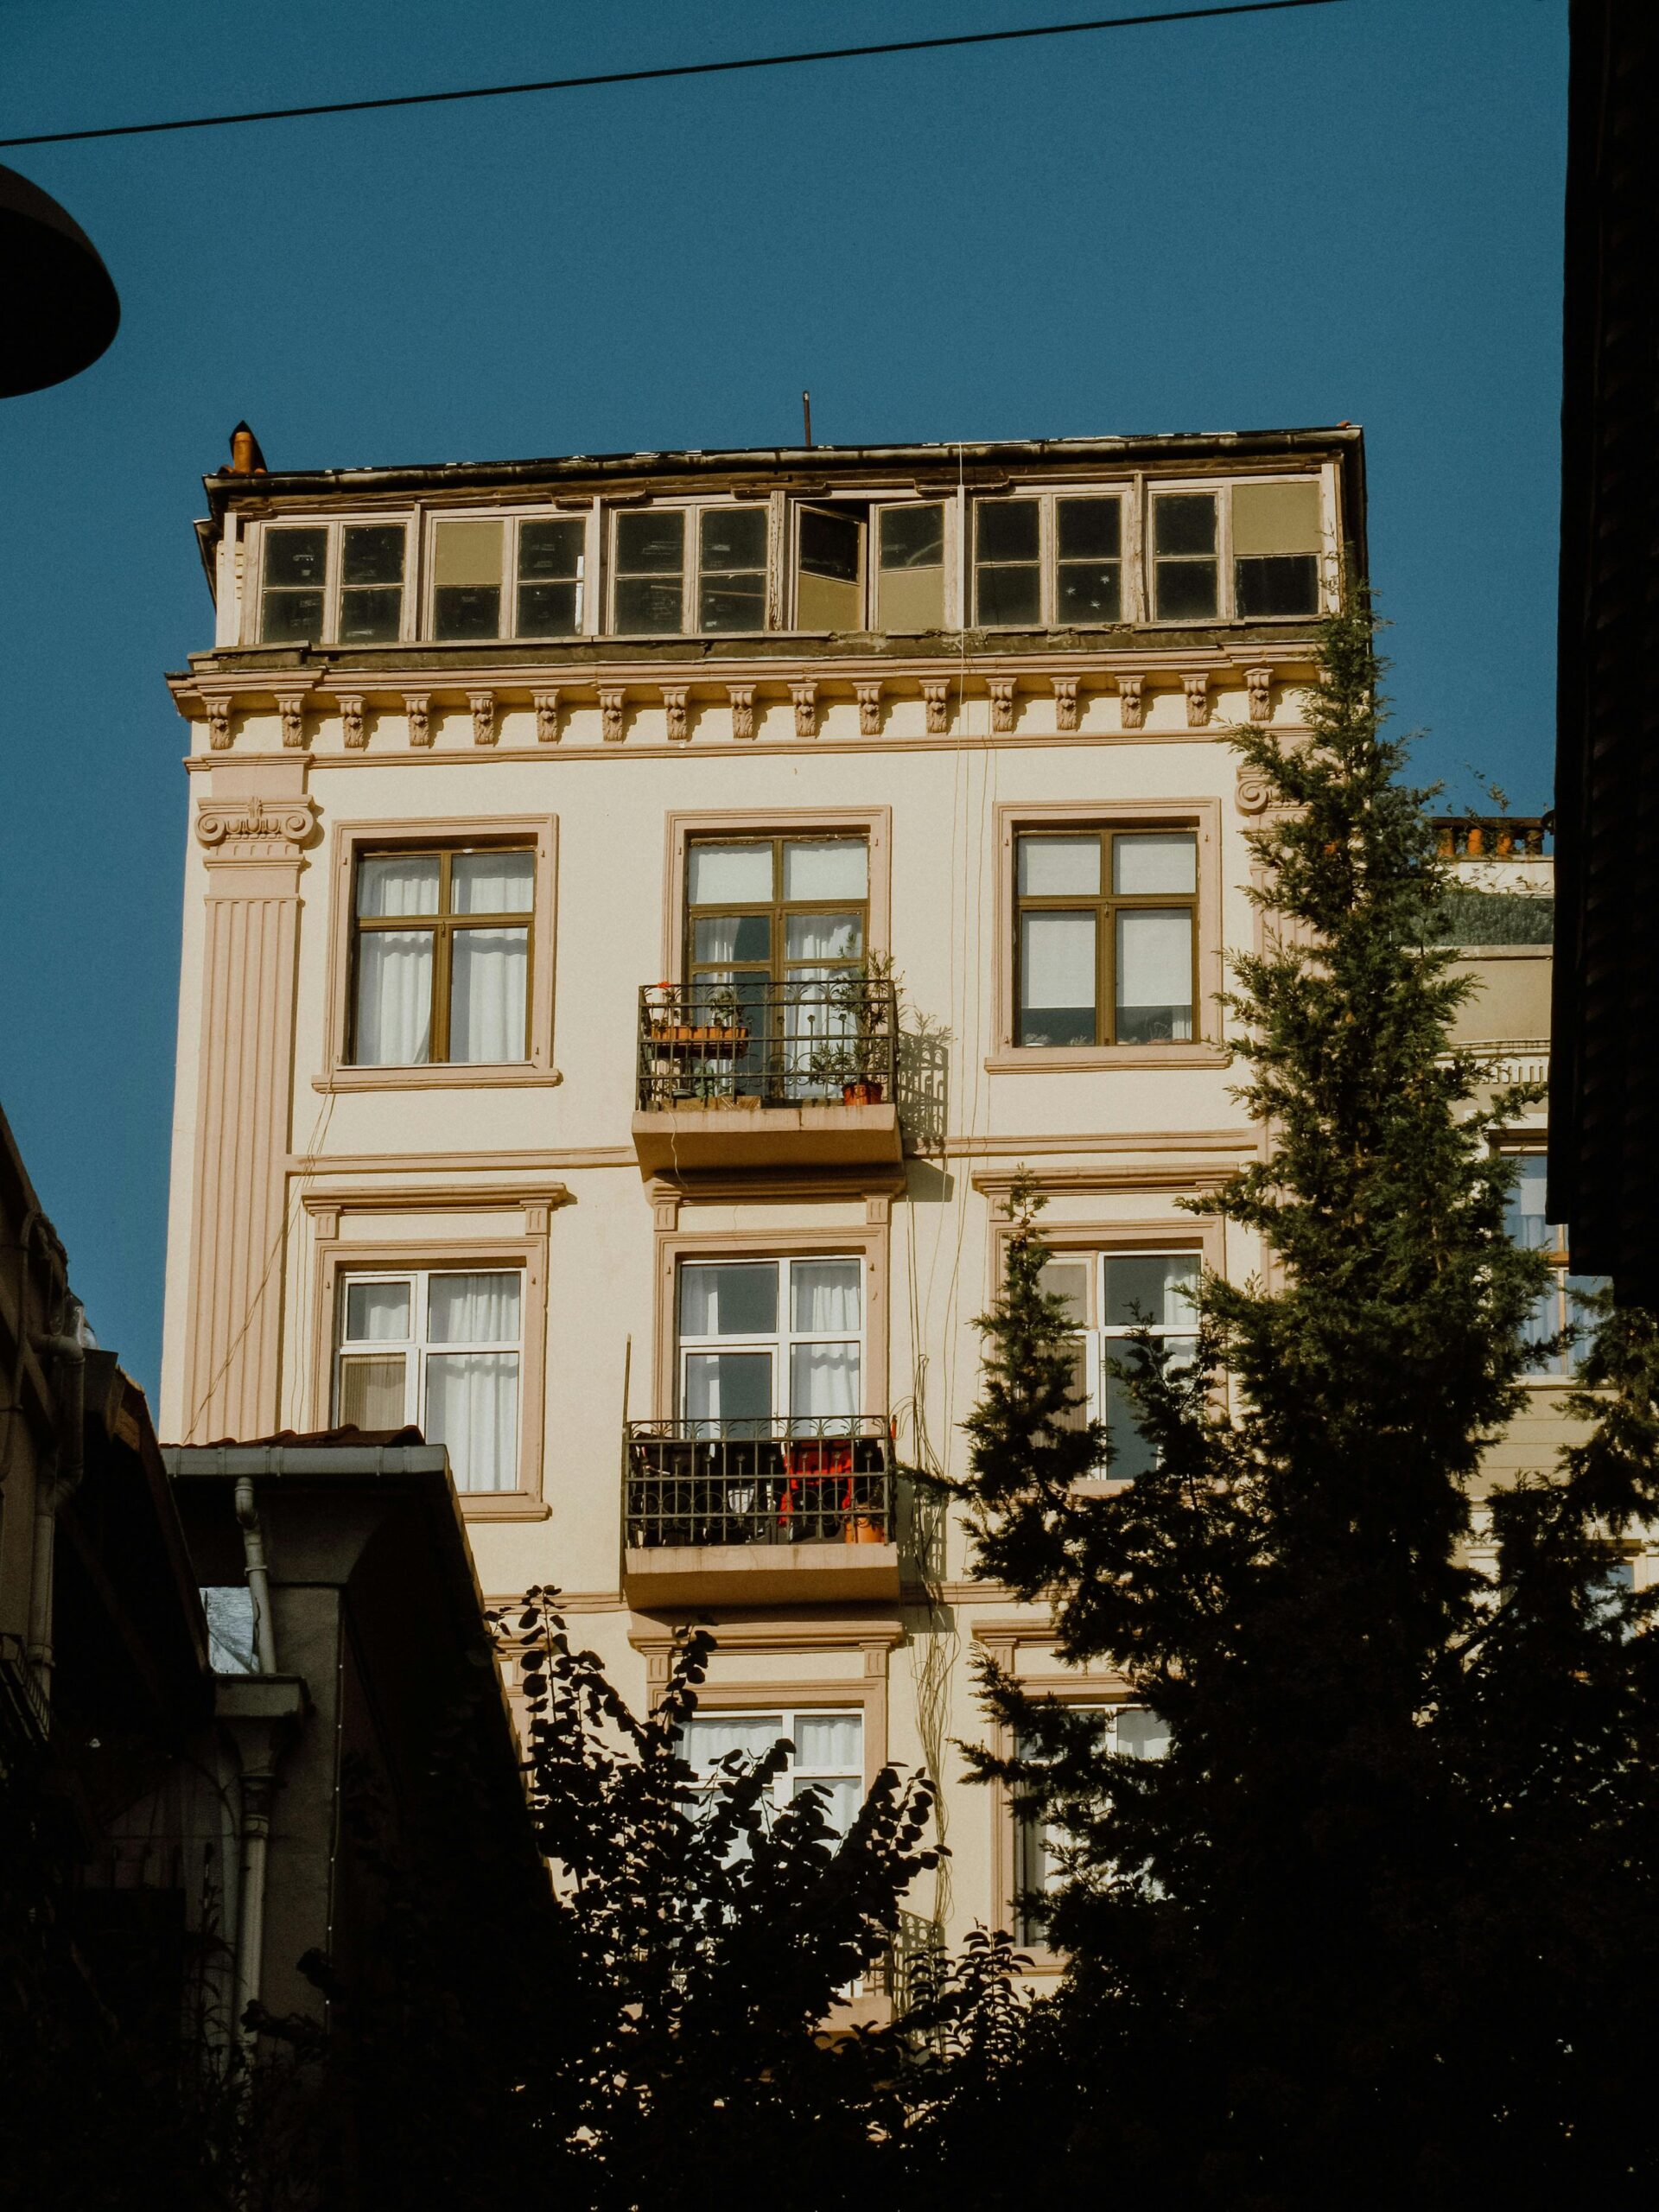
xmin=1548 ymin=0 xmax=1659 ymax=1310
xmin=1 ymin=1094 xmax=529 ymax=2101
xmin=158 ymin=423 xmax=1599 ymax=1974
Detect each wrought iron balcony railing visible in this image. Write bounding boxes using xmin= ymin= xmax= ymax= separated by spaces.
xmin=625 ymin=1417 xmax=894 ymax=1550
xmin=636 ymin=977 xmax=897 ymax=1110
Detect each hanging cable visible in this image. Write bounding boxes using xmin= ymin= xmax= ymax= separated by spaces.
xmin=0 ymin=2 xmax=1349 ymax=151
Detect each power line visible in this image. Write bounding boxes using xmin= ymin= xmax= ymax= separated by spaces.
xmin=0 ymin=1 xmax=1347 ymax=152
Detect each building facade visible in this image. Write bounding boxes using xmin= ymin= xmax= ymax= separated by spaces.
xmin=158 ymin=423 xmax=1588 ymax=1977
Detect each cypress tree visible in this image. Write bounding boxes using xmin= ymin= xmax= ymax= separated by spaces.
xmin=936 ymin=598 xmax=1659 ymax=2209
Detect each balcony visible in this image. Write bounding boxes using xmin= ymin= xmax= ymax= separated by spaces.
xmin=622 ymin=1417 xmax=899 ymax=1607
xmin=632 ymin=977 xmax=901 ymax=1174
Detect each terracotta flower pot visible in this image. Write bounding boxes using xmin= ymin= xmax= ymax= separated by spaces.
xmin=844 ymin=1516 xmax=886 ymax=1546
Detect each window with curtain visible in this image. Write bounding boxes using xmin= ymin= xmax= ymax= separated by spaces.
xmin=683 ymin=835 xmax=869 ymax=1089
xmin=677 ymin=1254 xmax=863 ymax=1434
xmin=1039 ymin=1249 xmax=1200 ymax=1478
xmin=1015 ymin=827 xmax=1197 ymax=1046
xmin=334 ymin=1268 xmax=522 ymax=1491
xmin=350 ymin=846 xmax=534 ymax=1066
xmin=678 ymin=1708 xmax=864 ymax=1840
xmin=1014 ymin=1704 xmax=1169 ymax=1946
xmin=1503 ymin=1154 xmax=1607 ymax=1376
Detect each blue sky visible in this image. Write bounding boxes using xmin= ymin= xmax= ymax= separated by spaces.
xmin=0 ymin=0 xmax=1567 ymax=1395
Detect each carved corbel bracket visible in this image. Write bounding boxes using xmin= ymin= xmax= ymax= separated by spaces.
xmin=470 ymin=691 xmax=497 ymax=747
xmin=204 ymin=696 xmax=237 ymax=751
xmin=1051 ymin=675 xmax=1080 ymax=733
xmin=600 ymin=687 xmax=627 ymax=744
xmin=404 ymin=693 xmax=432 ymax=748
xmin=920 ymin=678 xmax=951 ymax=734
xmin=339 ymin=695 xmax=366 ymax=750
xmin=1184 ymin=672 xmax=1211 ymax=729
xmin=661 ymin=686 xmax=690 ymax=742
xmin=855 ymin=681 xmax=884 ymax=737
xmin=533 ymin=690 xmax=562 ymax=745
xmin=987 ymin=676 xmax=1017 ymax=734
xmin=727 ymin=683 xmax=755 ymax=741
xmin=277 ymin=694 xmax=308 ymax=750
xmin=1245 ymin=665 xmax=1274 ymax=725
xmin=1116 ymin=673 xmax=1145 ymax=730
xmin=790 ymin=679 xmax=818 ymax=738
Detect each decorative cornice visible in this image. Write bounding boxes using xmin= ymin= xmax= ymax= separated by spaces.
xmin=338 ymin=694 xmax=366 ymax=749
xmin=1116 ymin=672 xmax=1144 ymax=729
xmin=404 ymin=692 xmax=431 ymax=747
xmin=661 ymin=685 xmax=690 ymax=742
xmin=534 ymin=689 xmax=562 ymax=744
xmin=194 ymin=792 xmax=321 ymax=859
xmin=469 ymin=690 xmax=497 ymax=747
xmin=207 ymin=696 xmax=235 ymax=750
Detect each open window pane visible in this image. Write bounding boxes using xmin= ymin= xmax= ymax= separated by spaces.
xmin=1113 ymin=833 xmax=1197 ymax=896
xmin=1115 ymin=910 xmax=1192 ymax=1042
xmin=1020 ymin=912 xmax=1096 ymax=1046
xmin=1018 ymin=835 xmax=1100 ymax=897
xmin=798 ymin=505 xmax=862 ymax=629
xmin=432 ymin=518 xmax=504 ymax=639
xmin=449 ymin=928 xmax=527 ymax=1061
xmin=354 ymin=932 xmax=433 ymax=1065
xmin=338 ymin=1354 xmax=407 ymax=1431
xmin=689 ymin=842 xmax=773 ymax=906
xmin=876 ymin=505 xmax=945 ymax=630
xmin=425 ymin=1351 xmax=518 ymax=1491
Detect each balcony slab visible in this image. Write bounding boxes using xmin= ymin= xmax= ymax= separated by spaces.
xmin=631 ymin=1100 xmax=901 ymax=1174
xmin=624 ymin=1539 xmax=900 ymax=1609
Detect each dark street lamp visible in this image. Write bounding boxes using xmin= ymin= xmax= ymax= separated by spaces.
xmin=0 ymin=162 xmax=119 ymax=397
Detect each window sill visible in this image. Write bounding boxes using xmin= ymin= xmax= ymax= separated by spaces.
xmin=984 ymin=1043 xmax=1228 ymax=1073
xmin=313 ymin=1063 xmax=563 ymax=1093
xmin=457 ymin=1491 xmax=552 ymax=1522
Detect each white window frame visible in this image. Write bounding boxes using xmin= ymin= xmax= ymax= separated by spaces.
xmin=679 ymin=1706 xmax=866 ymax=1835
xmin=607 ymin=499 xmax=772 ymax=637
xmin=1014 ymin=1700 xmax=1168 ymax=1948
xmin=1502 ymin=1151 xmax=1608 ymax=1380
xmin=1041 ymin=1247 xmax=1200 ymax=1470
xmin=333 ymin=1265 xmax=524 ymax=1491
xmin=676 ymin=1253 xmax=865 ymax=1427
xmin=970 ymin=486 xmax=1131 ymax=630
xmin=252 ymin=514 xmax=416 ymax=647
xmin=423 ymin=507 xmax=592 ymax=644
xmin=1146 ymin=474 xmax=1331 ymax=626
xmin=868 ymin=494 xmax=957 ymax=633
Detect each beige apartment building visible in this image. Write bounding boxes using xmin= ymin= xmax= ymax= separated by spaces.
xmin=157 ymin=421 xmax=1585 ymax=1985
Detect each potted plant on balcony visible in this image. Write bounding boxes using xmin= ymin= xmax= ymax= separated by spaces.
xmin=646 ymin=982 xmax=750 ymax=1055
xmin=806 ymin=956 xmax=896 ymax=1105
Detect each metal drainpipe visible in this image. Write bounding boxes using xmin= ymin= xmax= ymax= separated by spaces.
xmin=29 ymin=1298 xmax=86 ymax=1715
xmin=232 ymin=1475 xmax=279 ymax=2055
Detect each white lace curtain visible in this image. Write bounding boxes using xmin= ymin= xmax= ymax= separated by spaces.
xmin=354 ymin=852 xmax=529 ymax=1065
xmin=423 ymin=1272 xmax=520 ymax=1492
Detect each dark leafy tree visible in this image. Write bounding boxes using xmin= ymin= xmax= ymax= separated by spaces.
xmin=274 ymin=1589 xmax=939 ymax=2212
xmin=930 ymin=596 xmax=1659 ymax=2209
